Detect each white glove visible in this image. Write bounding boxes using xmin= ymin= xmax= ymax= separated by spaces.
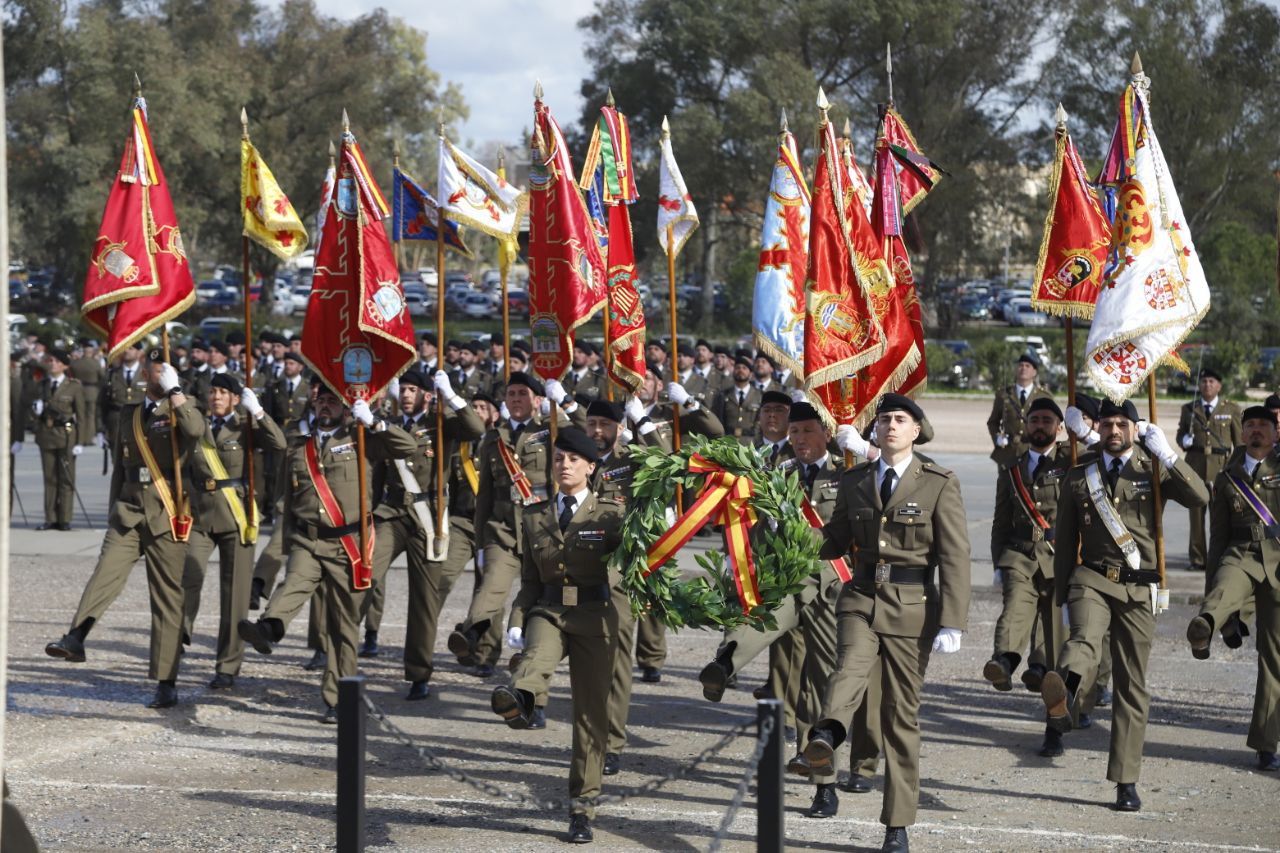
xmin=506 ymin=626 xmax=525 ymax=650
xmin=836 ymin=424 xmax=870 ymax=458
xmin=31 ymin=400 xmax=43 ymax=417
xmin=995 ymin=434 xmax=1009 ymax=448
xmin=789 ymin=388 xmax=807 ymax=403
xmin=1138 ymin=421 xmax=1178 ymax=467
xmin=1063 ymin=406 xmax=1100 ymax=448
xmin=866 ymin=445 xmax=881 ymax=462
xmin=666 ymin=382 xmax=690 ymax=406
xmin=932 ymin=627 xmax=962 ymax=654
xmin=624 ymin=395 xmax=646 ymax=424
xmin=71 ymin=445 xmax=83 ymax=457
xmin=9 ymin=442 xmax=20 ymax=454
xmin=158 ymin=363 xmax=181 ymax=394
xmin=95 ymin=432 xmax=107 ymax=448
xmin=433 ymin=370 xmax=457 ymax=400
xmin=544 ymin=378 xmax=568 ymax=405
xmin=539 ymin=396 xmax=551 ymax=416
xmin=993 ymin=569 xmax=1004 ymax=586
xmin=351 ymin=398 xmax=376 ymax=427
xmin=1180 ymin=433 xmax=1193 ymax=449
xmin=499 ymin=402 xmax=511 ymax=421
xmin=239 ymin=387 xmax=263 ymax=417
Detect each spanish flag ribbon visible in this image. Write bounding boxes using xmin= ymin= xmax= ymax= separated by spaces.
xmin=645 ymin=455 xmax=762 ymax=615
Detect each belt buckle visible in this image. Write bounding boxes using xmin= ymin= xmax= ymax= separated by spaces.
xmin=561 ymin=585 xmax=578 ymax=606
xmin=137 ymin=468 xmax=151 ymax=484
xmin=1106 ymin=565 xmax=1121 ymax=583
xmin=206 ymin=478 xmax=218 ymax=492
xmin=874 ymin=562 xmax=891 ymax=585
xmin=1030 ymin=527 xmax=1043 ymax=542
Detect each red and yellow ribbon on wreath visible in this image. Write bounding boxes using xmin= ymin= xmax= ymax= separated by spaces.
xmin=644 ymin=454 xmax=762 ymax=614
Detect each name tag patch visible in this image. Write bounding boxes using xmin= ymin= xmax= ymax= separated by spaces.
xmin=578 ymin=529 xmax=604 ymax=541
xmin=330 ymin=442 xmax=355 ymax=455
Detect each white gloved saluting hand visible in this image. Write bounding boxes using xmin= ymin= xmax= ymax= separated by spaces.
xmin=1064 ymin=406 xmax=1100 ymax=446
xmin=433 ymin=369 xmax=457 ymax=401
xmin=1137 ymin=420 xmax=1178 ymax=467
xmin=351 ymin=398 xmax=376 ymax=427
xmin=10 ymin=442 xmax=20 ymax=455
xmin=158 ymin=363 xmax=182 ymax=394
xmin=506 ymin=626 xmax=525 ymax=650
xmin=836 ymin=424 xmax=870 ymax=458
xmin=624 ymin=395 xmax=646 ymax=424
xmin=932 ymin=627 xmax=962 ymax=654
xmin=239 ymin=387 xmax=264 ymax=418
xmin=544 ymin=378 xmax=569 ymax=406
xmin=666 ymin=382 xmax=691 ymax=406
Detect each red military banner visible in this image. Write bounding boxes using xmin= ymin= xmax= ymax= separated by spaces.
xmin=301 ymin=125 xmax=415 ymax=402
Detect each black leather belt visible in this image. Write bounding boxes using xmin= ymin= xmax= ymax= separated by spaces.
xmin=539 ymin=583 xmax=611 ymax=606
xmin=385 ymin=488 xmax=431 ymax=505
xmin=851 ymin=563 xmax=932 ymax=586
xmin=186 ymin=477 xmax=244 ymax=492
xmin=1083 ymin=561 xmax=1161 ymax=585
xmin=1188 ymin=447 xmax=1231 ymax=456
xmin=121 ymin=468 xmax=155 ymax=483
xmin=1232 ymin=523 xmax=1280 ymax=542
xmin=295 ymin=519 xmax=368 ymax=539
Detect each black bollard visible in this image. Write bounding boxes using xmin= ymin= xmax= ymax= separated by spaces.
xmin=337 ymin=676 xmax=367 ymax=853
xmin=756 ymin=698 xmax=784 ymax=853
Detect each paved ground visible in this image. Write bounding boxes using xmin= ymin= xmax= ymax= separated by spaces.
xmin=5 ymin=398 xmax=1275 ymax=851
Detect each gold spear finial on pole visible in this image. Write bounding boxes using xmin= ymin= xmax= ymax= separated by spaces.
xmin=779 ymin=108 xmax=789 ymax=134
xmin=605 ymin=87 xmax=616 ymax=107
xmin=392 ymin=139 xmax=400 ymax=168
xmin=661 ymin=114 xmax=671 ymax=139
xmin=240 ymin=107 xmax=249 ymax=140
xmin=886 ymin=42 xmax=894 ymax=105
xmin=842 ymin=116 xmax=852 ymax=138
xmin=1131 ymin=51 xmax=1143 ymax=75
xmin=341 ymin=109 xmax=350 ymax=133
xmin=534 ymin=79 xmax=544 ymax=101
xmin=1055 ymin=102 xmax=1068 ymax=129
xmin=133 ymin=72 xmax=142 ymax=98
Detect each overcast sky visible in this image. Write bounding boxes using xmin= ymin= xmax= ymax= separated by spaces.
xmin=310 ymin=0 xmax=598 ymax=146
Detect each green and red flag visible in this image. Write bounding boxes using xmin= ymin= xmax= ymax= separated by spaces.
xmin=301 ymin=121 xmax=415 ymax=402
xmin=527 ymin=94 xmax=607 ymax=381
xmin=82 ymin=95 xmax=195 ymax=360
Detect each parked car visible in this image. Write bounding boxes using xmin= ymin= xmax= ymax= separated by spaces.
xmin=461 ymin=292 xmax=495 ymax=319
xmin=291 ymin=282 xmax=312 ymax=315
xmin=197 ymin=317 xmax=242 ymax=340
xmin=445 ymin=284 xmax=473 ymax=312
xmin=506 ymin=289 xmax=530 ymax=318
xmin=1007 ymin=300 xmax=1048 ymax=327
xmin=956 ymin=295 xmax=990 ymax=321
xmin=1252 ymin=347 xmax=1280 ymax=387
xmin=196 ymin=280 xmax=225 ymax=307
xmin=936 ymin=339 xmax=976 ymax=388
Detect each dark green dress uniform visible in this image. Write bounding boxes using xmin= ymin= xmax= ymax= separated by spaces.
xmin=47 ymin=394 xmax=205 ymax=690
xmin=183 ymin=365 xmax=214 ymax=413
xmin=1192 ymin=446 xmax=1280 ymax=766
xmin=563 ymin=366 xmax=606 ymax=402
xmin=718 ymin=384 xmax=762 ymax=443
xmin=1176 ymin=397 xmax=1242 ymax=571
xmin=33 ymin=374 xmax=91 ymax=527
xmin=805 ymin=452 xmax=972 ymax=830
xmin=244 ymin=418 xmax=415 ymax=711
xmin=180 ymin=407 xmax=286 ymax=678
xmin=365 ymin=399 xmax=484 ymax=692
xmin=1049 ymin=445 xmax=1208 ymax=791
xmin=679 ymin=367 xmax=722 ymax=413
xmin=98 ymin=361 xmax=149 ymax=443
xmin=987 ymin=383 xmax=1054 ymax=461
xmin=504 ymin=490 xmax=624 ymax=821
xmin=69 ymin=355 xmax=105 ymax=435
xmin=452 ymin=366 xmax=493 ymax=403
xmin=265 ymin=374 xmax=311 ymax=429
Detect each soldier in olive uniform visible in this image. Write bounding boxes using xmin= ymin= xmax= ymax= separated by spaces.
xmin=984 ymin=398 xmax=1072 ymax=756
xmin=179 ymin=375 xmax=286 ymax=688
xmin=679 ymin=340 xmax=723 ymax=413
xmin=450 ymin=341 xmax=493 ymax=403
xmin=563 ymin=341 xmax=607 ymax=402
xmin=986 ymin=352 xmax=1054 ymax=462
xmin=1176 ymin=369 xmax=1243 ymax=572
xmin=1042 ymin=399 xmax=1208 ymax=812
xmin=45 ymin=349 xmax=205 ymax=709
xmin=98 ymin=342 xmax=149 ymax=445
xmin=239 ymin=387 xmax=414 ymax=720
xmin=182 ymin=339 xmax=214 ymax=410
xmin=69 ymin=339 xmax=106 ymax=436
xmin=28 ymin=349 xmax=91 ymax=530
xmin=490 ymin=427 xmax=622 ymax=844
xmin=362 ymin=370 xmax=484 ymax=699
xmin=1187 ymin=405 xmax=1280 ymax=771
xmin=718 ymin=354 xmax=763 ymax=443
xmin=802 ymin=394 xmax=971 ymax=853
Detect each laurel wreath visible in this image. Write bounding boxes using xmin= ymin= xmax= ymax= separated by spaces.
xmin=611 ymin=435 xmax=820 ymax=632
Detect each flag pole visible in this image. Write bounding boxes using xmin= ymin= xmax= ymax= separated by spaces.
xmin=662 ymin=116 xmax=682 ymax=463
xmin=1054 ymin=104 xmax=1080 ymax=466
xmin=434 ymin=121 xmax=447 ymax=539
xmin=341 ymin=110 xmax=370 ymax=567
xmin=497 ymin=150 xmax=512 ymax=384
xmin=601 ymin=89 xmax=616 ymax=402
xmin=239 ymin=108 xmax=258 ymax=531
xmin=392 ymin=141 xmax=403 ymax=271
xmin=827 ymin=96 xmax=855 ymax=469
xmin=1146 ymin=374 xmax=1167 ymax=596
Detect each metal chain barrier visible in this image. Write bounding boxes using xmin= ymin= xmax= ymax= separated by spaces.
xmin=361 ymin=693 xmax=753 ymax=812
xmin=707 ymin=713 xmax=773 ymax=853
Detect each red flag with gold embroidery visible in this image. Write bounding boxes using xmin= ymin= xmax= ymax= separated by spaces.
xmin=82 ymin=96 xmax=195 ymax=360
xmin=527 ymin=95 xmax=607 ymax=381
xmin=301 ymin=123 xmax=415 ymax=403
xmin=803 ymin=108 xmax=884 ymax=428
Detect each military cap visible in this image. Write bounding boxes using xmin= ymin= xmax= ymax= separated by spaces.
xmin=1017 ymin=351 xmax=1041 ymax=369
xmin=1199 ymin=368 xmax=1223 ymax=382
xmin=226 ymin=330 xmax=246 ymax=345
xmin=877 ymin=393 xmax=925 ymax=422
xmin=145 ymin=346 xmax=166 ymax=363
xmin=1074 ymin=392 xmax=1101 ymax=421
xmin=446 ymin=339 xmax=463 ymax=350
xmin=1242 ymin=405 xmax=1277 ymax=426
xmin=190 ymin=337 xmax=210 ymax=352
xmin=399 ymin=369 xmax=428 ymax=389
xmin=464 ymin=340 xmax=485 ymax=355
xmin=695 ymin=338 xmax=713 ymax=351
xmin=1265 ymin=393 xmax=1280 ymax=410
xmin=506 ymin=371 xmax=545 ymax=396
xmin=573 ymin=340 xmax=596 ymax=355
xmin=714 ymin=345 xmax=731 ymax=357
xmin=755 ymin=352 xmax=777 ymax=369
xmin=210 ymin=373 xmax=243 ymax=394
xmin=789 ymin=401 xmax=821 ymax=423
xmin=282 ymin=351 xmax=305 ymax=365
xmin=211 ymin=340 xmax=232 ymax=357
xmin=1098 ymin=398 xmax=1140 ymax=422
xmin=647 ymin=340 xmax=668 ymax=353
xmin=734 ymin=354 xmax=754 ymax=368
xmin=420 ymin=331 xmax=438 ymax=345
xmin=760 ymin=390 xmax=792 ymax=408
xmin=472 ymin=390 xmax=497 ymax=407
xmin=586 ymin=399 xmax=624 ymax=423
xmin=1027 ymin=397 xmax=1064 ymax=420
xmin=554 ymin=426 xmax=599 ymax=463
xmin=46 ymin=348 xmax=71 ymax=366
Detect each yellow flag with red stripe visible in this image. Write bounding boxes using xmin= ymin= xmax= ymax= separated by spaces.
xmin=241 ymin=138 xmax=308 ymax=260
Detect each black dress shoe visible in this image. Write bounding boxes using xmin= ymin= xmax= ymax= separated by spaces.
xmin=804 ymin=783 xmax=838 ymax=818
xmin=1258 ymin=751 xmax=1280 ymax=771
xmin=208 ymin=673 xmax=235 ymax=690
xmin=237 ymin=619 xmax=274 ymax=655
xmin=640 ymin=666 xmax=662 ymax=683
xmin=752 ymin=683 xmax=774 ymax=700
xmin=358 ymin=631 xmax=380 ymax=658
xmin=248 ymin=578 xmax=264 ymax=611
xmin=1187 ymin=615 xmax=1213 ymax=659
xmin=1077 ymin=712 xmax=1093 ymax=729
xmin=1038 ymin=727 xmax=1064 ymax=757
xmin=45 ymin=633 xmax=86 ymax=662
xmin=406 ymin=680 xmax=431 ymax=701
xmin=1114 ymin=782 xmax=1141 ymax=812
xmin=603 ymin=752 xmax=620 ymax=776
xmin=321 ymin=705 xmax=338 ymax=725
xmin=474 ymin=663 xmax=496 ymax=678
xmin=802 ymin=728 xmax=836 ymax=771
xmin=303 ymin=649 xmax=327 ymax=671
xmin=491 ymin=686 xmax=531 ymax=729
xmin=1041 ymin=671 xmax=1073 ymax=733
xmin=699 ymin=660 xmax=731 ymax=702
xmin=507 ymin=652 xmax=524 ymax=672
xmin=447 ymin=628 xmax=478 ymax=661
xmin=567 ymin=813 xmax=593 ymax=844
xmin=147 ymin=683 xmax=178 ymax=709
xmin=528 ymin=707 xmax=547 ymax=729
xmin=1021 ymin=663 xmax=1047 ymax=693
xmin=983 ymin=656 xmax=1014 ymax=691
xmin=55 ymin=523 xmax=71 ymax=531
xmin=1096 ymin=686 xmax=1112 ymax=707
xmin=882 ymin=826 xmax=909 ymax=852
xmin=787 ymin=752 xmax=811 ymax=778
xmin=840 ymin=774 xmax=873 ymax=794
xmin=36 ymin=522 xmax=57 ymax=531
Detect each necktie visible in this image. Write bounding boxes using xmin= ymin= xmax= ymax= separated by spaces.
xmin=511 ymin=422 xmax=525 ymax=443
xmin=319 ymin=432 xmax=331 ymax=452
xmin=559 ymin=494 xmax=576 ymax=532
xmin=880 ymin=468 xmax=897 ymax=506
xmin=1204 ymin=403 xmax=1212 ymax=421
xmin=144 ymin=401 xmax=156 ymax=419
xmin=404 ymin=416 xmax=414 ymax=430
xmin=1030 ymin=454 xmax=1044 ymax=481
xmin=1019 ymin=389 xmax=1027 ymax=407
xmin=804 ymin=463 xmax=818 ymax=492
xmin=124 ymin=369 xmax=133 ymax=385
xmin=287 ymin=380 xmax=295 ymax=395
xmin=738 ymin=390 xmax=746 ymax=406
xmin=770 ymin=443 xmax=781 ymax=464
xmin=212 ymin=416 xmax=224 ymax=438
xmin=1108 ymin=457 xmax=1123 ymax=492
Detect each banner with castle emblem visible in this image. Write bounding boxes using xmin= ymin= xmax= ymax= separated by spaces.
xmin=1085 ymin=72 xmax=1210 ymax=402
xmin=751 ymin=129 xmax=810 ymax=379
xmin=302 ymin=126 xmax=415 ymax=403
xmin=1031 ymin=124 xmax=1109 ymax=318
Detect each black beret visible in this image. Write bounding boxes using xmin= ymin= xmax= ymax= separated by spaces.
xmin=132 ymin=341 xmax=145 ymax=350
xmin=310 ymin=373 xmax=329 ymax=387
xmin=1017 ymin=351 xmax=1041 ymax=368
xmin=1027 ymin=397 xmax=1063 ymax=420
xmin=258 ymin=331 xmax=274 ymax=342
xmin=714 ymin=345 xmax=731 ymax=356
xmin=734 ymin=354 xmax=754 ymax=368
xmin=210 ymin=373 xmax=243 ymax=394
xmin=506 ymin=371 xmax=544 ymax=396
xmin=46 ymin=348 xmax=71 ymax=365
xmin=1074 ymin=392 xmax=1101 ymax=421
xmin=573 ymin=340 xmax=595 ymax=355
xmin=464 ymin=340 xmax=485 ymax=355
xmin=211 ymin=340 xmax=232 ymax=356
xmin=282 ymin=351 xmax=305 ymax=365
xmin=1098 ymin=398 xmax=1140 ymax=422
xmin=190 ymin=337 xmax=210 ymax=352
xmin=225 ymin=330 xmax=246 ymax=345
xmin=876 ymin=393 xmax=925 ymax=422
xmin=1265 ymin=394 xmax=1280 ymax=410
xmin=145 ymin=346 xmax=165 ymax=363
xmin=789 ymin=401 xmax=821 ymax=423
xmin=510 ymin=338 xmax=529 ymax=352
xmin=1242 ymin=405 xmax=1277 ymax=426
xmin=472 ymin=391 xmax=496 ymax=407
xmin=760 ymin=390 xmax=792 ymax=408
xmin=573 ymin=392 xmax=594 ymax=407
xmin=446 ymin=339 xmax=463 ymax=350
xmin=419 ymin=331 xmax=438 ymax=345
xmin=695 ymin=338 xmax=712 ymax=350
xmin=1199 ymin=368 xmax=1222 ymax=382
xmin=586 ymin=399 xmax=624 ymax=423
xmin=554 ymin=426 xmax=599 ymax=463
xmin=510 ymin=348 xmax=529 ymax=361
xmin=755 ymin=352 xmax=777 ymax=369
xmin=399 ymin=370 xmax=427 ymax=389
xmin=647 ymin=340 xmax=667 ymax=353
